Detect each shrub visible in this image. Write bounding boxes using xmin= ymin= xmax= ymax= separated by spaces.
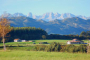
xmin=45 ymin=42 xmax=61 ymax=52
xmin=65 ymin=44 xmax=75 ymax=53
xmin=60 ymin=45 xmax=66 ymax=52
xmin=78 ymin=45 xmax=87 ymax=53
xmin=35 ymin=45 xmax=46 ymax=51
xmin=60 ymin=44 xmax=87 ymax=53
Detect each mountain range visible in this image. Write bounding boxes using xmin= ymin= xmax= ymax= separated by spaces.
xmin=0 ymin=12 xmax=90 ymax=21
xmin=7 ymin=16 xmax=90 ymax=35
xmin=0 ymin=12 xmax=90 ymax=35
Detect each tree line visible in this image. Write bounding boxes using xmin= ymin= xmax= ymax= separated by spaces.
xmin=0 ymin=18 xmax=90 ymax=43
xmin=46 ymin=32 xmax=90 ymax=40
xmin=0 ymin=27 xmax=90 ymax=42
xmin=5 ymin=27 xmax=47 ymax=42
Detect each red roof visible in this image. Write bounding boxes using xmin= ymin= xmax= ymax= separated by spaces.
xmin=14 ymin=39 xmax=20 ymax=40
xmin=68 ymin=39 xmax=81 ymax=42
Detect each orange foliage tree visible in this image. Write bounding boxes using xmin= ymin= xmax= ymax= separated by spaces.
xmin=0 ymin=18 xmax=12 ymax=50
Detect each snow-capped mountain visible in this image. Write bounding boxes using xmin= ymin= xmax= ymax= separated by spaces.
xmin=27 ymin=12 xmax=33 ymax=18
xmin=8 ymin=17 xmax=90 ymax=35
xmin=0 ymin=12 xmax=90 ymax=21
xmin=31 ymin=12 xmax=76 ymax=21
xmin=77 ymin=15 xmax=87 ymax=20
xmin=41 ymin=12 xmax=56 ymax=21
xmin=13 ymin=13 xmax=26 ymax=17
xmin=59 ymin=13 xmax=75 ymax=19
xmin=0 ymin=13 xmax=12 ymax=17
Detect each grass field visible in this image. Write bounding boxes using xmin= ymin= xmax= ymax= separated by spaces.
xmin=0 ymin=39 xmax=89 ymax=46
xmin=0 ymin=50 xmax=90 ymax=60
xmin=0 ymin=40 xmax=90 ymax=60
xmin=0 ymin=39 xmax=70 ymax=46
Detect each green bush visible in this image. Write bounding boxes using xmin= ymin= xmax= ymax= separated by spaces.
xmin=60 ymin=44 xmax=87 ymax=53
xmin=45 ymin=42 xmax=61 ymax=52
xmin=65 ymin=45 xmax=75 ymax=53
xmin=35 ymin=45 xmax=46 ymax=51
xmin=78 ymin=45 xmax=87 ymax=53
xmin=60 ymin=45 xmax=66 ymax=52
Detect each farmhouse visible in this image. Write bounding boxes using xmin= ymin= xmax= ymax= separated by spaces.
xmin=67 ymin=39 xmax=84 ymax=44
xmin=14 ymin=39 xmax=26 ymax=42
xmin=14 ymin=39 xmax=21 ymax=42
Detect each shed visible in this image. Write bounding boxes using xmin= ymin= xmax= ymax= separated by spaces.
xmin=67 ymin=39 xmax=84 ymax=44
xmin=22 ymin=40 xmax=26 ymax=42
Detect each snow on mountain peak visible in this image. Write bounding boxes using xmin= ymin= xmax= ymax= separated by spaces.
xmin=13 ymin=13 xmax=25 ymax=17
xmin=0 ymin=12 xmax=89 ymax=21
xmin=27 ymin=12 xmax=32 ymax=18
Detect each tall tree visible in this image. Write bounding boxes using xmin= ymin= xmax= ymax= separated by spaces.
xmin=0 ymin=18 xmax=12 ymax=50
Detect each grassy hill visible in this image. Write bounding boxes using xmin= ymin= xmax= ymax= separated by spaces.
xmin=0 ymin=50 xmax=90 ymax=60
xmin=0 ymin=39 xmax=89 ymax=46
xmin=0 ymin=39 xmax=70 ymax=46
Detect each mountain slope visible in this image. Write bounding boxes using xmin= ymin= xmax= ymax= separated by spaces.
xmin=8 ymin=17 xmax=90 ymax=35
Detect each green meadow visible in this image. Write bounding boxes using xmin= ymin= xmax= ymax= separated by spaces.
xmin=0 ymin=39 xmax=90 ymax=60
xmin=0 ymin=50 xmax=90 ymax=60
xmin=0 ymin=39 xmax=69 ymax=46
xmin=0 ymin=39 xmax=89 ymax=46
xmin=0 ymin=39 xmax=89 ymax=49
xmin=0 ymin=39 xmax=69 ymax=50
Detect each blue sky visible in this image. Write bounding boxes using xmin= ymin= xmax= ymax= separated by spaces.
xmin=0 ymin=0 xmax=90 ymax=17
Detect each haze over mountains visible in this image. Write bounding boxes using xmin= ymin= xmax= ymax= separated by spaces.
xmin=0 ymin=12 xmax=90 ymax=35
xmin=0 ymin=12 xmax=90 ymax=21
xmin=8 ymin=17 xmax=90 ymax=35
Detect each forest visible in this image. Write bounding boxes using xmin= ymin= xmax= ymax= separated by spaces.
xmin=0 ymin=27 xmax=90 ymax=42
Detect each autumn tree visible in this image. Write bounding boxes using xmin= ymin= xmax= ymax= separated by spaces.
xmin=0 ymin=18 xmax=12 ymax=50
xmin=42 ymin=35 xmax=46 ymax=39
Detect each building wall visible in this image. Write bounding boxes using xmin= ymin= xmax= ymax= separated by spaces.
xmin=67 ymin=42 xmax=81 ymax=44
xmin=14 ymin=40 xmax=21 ymax=42
xmin=67 ymin=42 xmax=71 ymax=44
xmin=14 ymin=40 xmax=18 ymax=42
xmin=22 ymin=40 xmax=26 ymax=42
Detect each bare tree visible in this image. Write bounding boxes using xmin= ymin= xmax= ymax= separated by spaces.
xmin=0 ymin=18 xmax=12 ymax=51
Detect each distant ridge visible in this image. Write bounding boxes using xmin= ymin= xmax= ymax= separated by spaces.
xmin=0 ymin=12 xmax=90 ymax=21
xmin=7 ymin=16 xmax=90 ymax=35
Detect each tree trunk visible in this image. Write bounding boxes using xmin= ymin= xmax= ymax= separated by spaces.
xmin=2 ymin=27 xmax=6 ymax=51
xmin=3 ymin=38 xmax=6 ymax=51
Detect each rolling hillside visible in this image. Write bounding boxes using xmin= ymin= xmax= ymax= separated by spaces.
xmin=7 ymin=17 xmax=90 ymax=35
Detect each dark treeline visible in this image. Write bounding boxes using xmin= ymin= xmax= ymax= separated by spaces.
xmin=80 ymin=31 xmax=90 ymax=37
xmin=47 ymin=33 xmax=90 ymax=40
xmin=0 ymin=27 xmax=90 ymax=42
xmin=47 ymin=31 xmax=90 ymax=40
xmin=5 ymin=27 xmax=47 ymax=42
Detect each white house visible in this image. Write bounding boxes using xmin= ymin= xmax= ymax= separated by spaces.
xmin=67 ymin=39 xmax=84 ymax=44
xmin=14 ymin=39 xmax=27 ymax=42
xmin=14 ymin=39 xmax=21 ymax=42
xmin=22 ymin=40 xmax=26 ymax=42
